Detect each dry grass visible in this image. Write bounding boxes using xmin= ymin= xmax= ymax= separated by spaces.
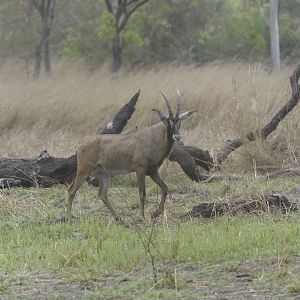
xmin=2 ymin=60 xmax=300 ymax=299
xmin=0 ymin=60 xmax=298 ymax=171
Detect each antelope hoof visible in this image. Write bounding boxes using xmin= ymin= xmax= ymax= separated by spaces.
xmin=151 ymin=210 xmax=161 ymax=219
xmin=136 ymin=215 xmax=145 ymax=223
xmin=114 ymin=215 xmax=122 ymax=222
xmin=64 ymin=214 xmax=77 ymax=223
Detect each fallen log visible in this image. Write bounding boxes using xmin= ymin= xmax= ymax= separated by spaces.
xmin=1 ymin=64 xmax=299 ymax=187
xmin=168 ymin=143 xmax=213 ymax=182
xmin=0 ymin=153 xmax=77 ymax=188
xmin=183 ymin=194 xmax=298 ymax=219
xmin=0 ymin=90 xmax=141 ymax=188
xmin=0 ymin=87 xmax=214 ymax=188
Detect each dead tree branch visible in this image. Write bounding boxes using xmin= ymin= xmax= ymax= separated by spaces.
xmin=216 ymin=65 xmax=300 ymax=165
xmin=0 ymin=66 xmax=299 ymax=187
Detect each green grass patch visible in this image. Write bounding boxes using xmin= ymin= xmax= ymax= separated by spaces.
xmin=1 ymin=214 xmax=300 ymax=276
xmin=1 ymin=176 xmax=300 ymax=298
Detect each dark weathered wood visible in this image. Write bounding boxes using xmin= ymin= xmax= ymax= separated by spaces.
xmin=183 ymin=194 xmax=298 ymax=219
xmin=261 ymin=65 xmax=300 ymax=138
xmin=0 ymin=91 xmax=141 ymax=188
xmin=0 ymin=88 xmax=214 ymax=187
xmin=0 ymin=152 xmax=78 ymax=188
xmin=99 ymin=89 xmax=140 ymax=134
xmin=1 ymin=65 xmax=299 ymax=187
xmin=173 ymin=65 xmax=300 ymax=179
xmin=36 ymin=152 xmax=77 ymax=187
xmin=0 ymin=152 xmax=75 ymax=188
xmin=168 ymin=143 xmax=212 ymax=182
xmin=178 ymin=144 xmax=214 ymax=171
xmin=216 ymin=65 xmax=300 ymax=165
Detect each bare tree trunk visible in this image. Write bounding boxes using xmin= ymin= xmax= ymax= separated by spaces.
xmin=33 ymin=41 xmax=43 ymax=79
xmin=43 ymin=21 xmax=51 ymax=76
xmin=32 ymin=0 xmax=55 ymax=79
xmin=270 ymin=0 xmax=280 ymax=72
xmin=0 ymin=20 xmax=6 ymax=63
xmin=112 ymin=33 xmax=123 ymax=73
xmin=104 ymin=0 xmax=149 ymax=73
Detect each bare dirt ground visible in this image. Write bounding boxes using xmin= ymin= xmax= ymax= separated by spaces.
xmin=3 ymin=259 xmax=300 ymax=299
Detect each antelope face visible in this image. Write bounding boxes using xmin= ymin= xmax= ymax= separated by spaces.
xmin=168 ymin=118 xmax=182 ymax=141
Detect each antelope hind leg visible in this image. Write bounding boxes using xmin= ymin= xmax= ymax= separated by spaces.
xmin=67 ymin=172 xmax=90 ymax=218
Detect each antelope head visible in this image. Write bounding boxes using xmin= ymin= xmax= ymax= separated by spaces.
xmin=151 ymin=89 xmax=197 ymax=142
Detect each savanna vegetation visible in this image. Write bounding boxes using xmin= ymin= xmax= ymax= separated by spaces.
xmin=0 ymin=0 xmax=300 ymax=73
xmin=1 ymin=0 xmax=300 ymax=299
xmin=0 ymin=62 xmax=300 ymax=299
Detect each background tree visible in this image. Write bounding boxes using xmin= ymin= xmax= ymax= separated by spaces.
xmin=32 ymin=0 xmax=56 ymax=78
xmin=1 ymin=0 xmax=300 ymax=71
xmin=270 ymin=0 xmax=280 ymax=72
xmin=0 ymin=1 xmax=35 ymax=67
xmin=104 ymin=0 xmax=149 ymax=72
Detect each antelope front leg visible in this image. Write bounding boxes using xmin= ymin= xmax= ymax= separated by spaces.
xmin=150 ymin=172 xmax=168 ymax=218
xmin=136 ymin=169 xmax=146 ymax=219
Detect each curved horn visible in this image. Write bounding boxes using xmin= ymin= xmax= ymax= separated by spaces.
xmin=151 ymin=108 xmax=167 ymax=122
xmin=159 ymin=90 xmax=173 ymax=118
xmin=175 ymin=88 xmax=181 ymax=119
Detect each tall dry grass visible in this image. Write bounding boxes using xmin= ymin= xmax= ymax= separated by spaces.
xmin=0 ymin=60 xmax=299 ymax=171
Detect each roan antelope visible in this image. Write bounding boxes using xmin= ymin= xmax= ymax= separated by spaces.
xmin=67 ymin=90 xmax=196 ymax=220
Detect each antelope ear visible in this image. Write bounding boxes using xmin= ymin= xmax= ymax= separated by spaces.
xmin=151 ymin=109 xmax=168 ymax=123
xmin=179 ymin=110 xmax=197 ymax=121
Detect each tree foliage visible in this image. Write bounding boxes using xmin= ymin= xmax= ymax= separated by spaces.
xmin=0 ymin=0 xmax=299 ymax=70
